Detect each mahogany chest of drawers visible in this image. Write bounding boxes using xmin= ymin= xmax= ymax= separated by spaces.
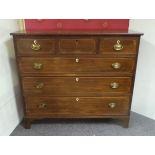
xmin=11 ymin=31 xmax=143 ymax=129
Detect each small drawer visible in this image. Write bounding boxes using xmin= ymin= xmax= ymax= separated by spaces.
xmin=59 ymin=38 xmax=96 ymax=54
xmin=22 ymin=77 xmax=132 ymax=96
xmin=100 ymin=37 xmax=139 ymax=54
xmin=25 ymin=96 xmax=130 ymax=116
xmin=15 ymin=38 xmax=55 ymax=55
xmin=18 ymin=57 xmax=135 ymax=75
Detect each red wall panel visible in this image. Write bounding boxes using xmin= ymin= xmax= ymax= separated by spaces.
xmin=24 ymin=19 xmax=129 ymax=32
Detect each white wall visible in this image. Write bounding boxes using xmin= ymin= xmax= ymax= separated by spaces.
xmin=129 ymin=19 xmax=155 ymax=120
xmin=0 ymin=20 xmax=23 ymax=136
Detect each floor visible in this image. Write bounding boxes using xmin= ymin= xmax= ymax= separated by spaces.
xmin=11 ymin=112 xmax=155 ymax=136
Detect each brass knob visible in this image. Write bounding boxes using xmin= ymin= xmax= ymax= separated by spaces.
xmin=75 ymin=58 xmax=79 ymax=63
xmin=35 ymin=83 xmax=44 ymax=89
xmin=76 ymin=97 xmax=79 ymax=102
xmin=113 ymin=40 xmax=123 ymax=51
xmin=38 ymin=103 xmax=47 ymax=109
xmin=31 ymin=40 xmax=41 ymax=51
xmin=112 ymin=62 xmax=121 ymax=69
xmin=110 ymin=82 xmax=119 ymax=89
xmin=108 ymin=103 xmax=116 ymax=109
xmin=76 ymin=77 xmax=79 ymax=82
xmin=33 ymin=63 xmax=43 ymax=70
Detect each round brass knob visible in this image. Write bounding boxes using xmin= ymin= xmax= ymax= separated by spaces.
xmin=110 ymin=82 xmax=119 ymax=89
xmin=113 ymin=40 xmax=123 ymax=51
xmin=75 ymin=58 xmax=79 ymax=63
xmin=38 ymin=103 xmax=47 ymax=109
xmin=31 ymin=40 xmax=41 ymax=51
xmin=108 ymin=103 xmax=116 ymax=109
xmin=76 ymin=77 xmax=79 ymax=82
xmin=76 ymin=97 xmax=79 ymax=102
xmin=112 ymin=62 xmax=121 ymax=69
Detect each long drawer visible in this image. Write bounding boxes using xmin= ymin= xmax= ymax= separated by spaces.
xmin=25 ymin=96 xmax=130 ymax=116
xmin=22 ymin=77 xmax=132 ymax=96
xmin=19 ymin=57 xmax=135 ymax=74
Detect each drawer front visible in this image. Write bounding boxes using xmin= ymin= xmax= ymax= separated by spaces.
xmin=59 ymin=39 xmax=96 ymax=54
xmin=19 ymin=57 xmax=135 ymax=74
xmin=22 ymin=77 xmax=132 ymax=96
xmin=16 ymin=38 xmax=55 ymax=55
xmin=100 ymin=37 xmax=139 ymax=53
xmin=25 ymin=96 xmax=130 ymax=116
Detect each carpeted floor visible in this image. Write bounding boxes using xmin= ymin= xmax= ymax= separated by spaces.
xmin=11 ymin=112 xmax=155 ymax=136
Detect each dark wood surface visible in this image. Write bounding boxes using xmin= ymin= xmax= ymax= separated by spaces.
xmin=16 ymin=38 xmax=55 ymax=54
xmin=11 ymin=31 xmax=143 ymax=129
xmin=22 ymin=77 xmax=132 ymax=96
xmin=100 ymin=36 xmax=139 ymax=53
xmin=18 ymin=57 xmax=135 ymax=75
xmin=25 ymin=96 xmax=130 ymax=116
xmin=59 ymin=38 xmax=96 ymax=54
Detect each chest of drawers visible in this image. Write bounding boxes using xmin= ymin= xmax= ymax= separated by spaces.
xmin=11 ymin=31 xmax=143 ymax=129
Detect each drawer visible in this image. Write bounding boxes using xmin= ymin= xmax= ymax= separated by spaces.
xmin=100 ymin=37 xmax=139 ymax=54
xmin=16 ymin=38 xmax=55 ymax=55
xmin=25 ymin=96 xmax=130 ymax=116
xmin=22 ymin=77 xmax=132 ymax=96
xmin=19 ymin=57 xmax=135 ymax=74
xmin=59 ymin=38 xmax=96 ymax=54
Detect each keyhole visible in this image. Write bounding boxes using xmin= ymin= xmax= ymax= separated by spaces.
xmin=75 ymin=40 xmax=78 ymax=46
